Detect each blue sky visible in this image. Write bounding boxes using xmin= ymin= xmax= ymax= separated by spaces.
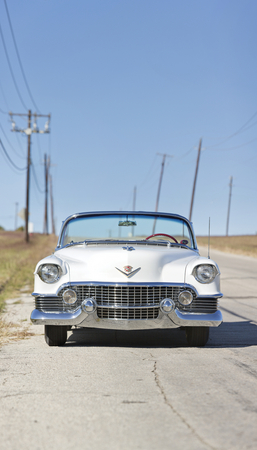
xmin=0 ymin=0 xmax=257 ymax=236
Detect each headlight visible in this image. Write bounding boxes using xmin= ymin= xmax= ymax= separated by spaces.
xmin=63 ymin=289 xmax=77 ymax=305
xmin=178 ymin=290 xmax=193 ymax=305
xmin=193 ymin=264 xmax=218 ymax=284
xmin=37 ymin=264 xmax=62 ymax=283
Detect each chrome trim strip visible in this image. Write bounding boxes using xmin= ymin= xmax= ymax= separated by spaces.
xmin=97 ymin=304 xmax=160 ymax=309
xmin=32 ymin=283 xmax=222 ymax=300
xmin=169 ymin=309 xmax=223 ymax=327
xmin=115 ymin=267 xmax=141 ymax=278
xmin=31 ymin=308 xmax=88 ymax=326
xmin=56 ymin=211 xmax=197 ymax=250
xmin=32 ymin=293 xmax=58 ymax=297
xmin=30 ymin=307 xmax=223 ymax=328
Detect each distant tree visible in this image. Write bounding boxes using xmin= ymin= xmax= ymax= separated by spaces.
xmin=0 ymin=225 xmax=5 ymax=231
xmin=16 ymin=226 xmax=24 ymax=231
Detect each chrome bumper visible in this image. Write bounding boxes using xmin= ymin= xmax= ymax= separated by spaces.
xmin=30 ymin=307 xmax=223 ymax=330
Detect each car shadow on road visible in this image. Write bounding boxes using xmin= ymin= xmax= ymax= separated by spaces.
xmin=66 ymin=327 xmax=188 ymax=348
xmin=208 ymin=320 xmax=257 ymax=348
xmin=65 ymin=320 xmax=257 ymax=348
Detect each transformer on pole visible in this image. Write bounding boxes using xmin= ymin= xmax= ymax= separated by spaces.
xmin=9 ymin=111 xmax=51 ymax=242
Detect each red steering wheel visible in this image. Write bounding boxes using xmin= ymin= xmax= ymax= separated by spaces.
xmin=145 ymin=233 xmax=178 ymax=243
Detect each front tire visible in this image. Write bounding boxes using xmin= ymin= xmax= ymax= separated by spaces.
xmin=185 ymin=326 xmax=209 ymax=347
xmin=45 ymin=325 xmax=67 ymax=346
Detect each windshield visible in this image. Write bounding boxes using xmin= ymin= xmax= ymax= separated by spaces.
xmin=59 ymin=214 xmax=195 ymax=249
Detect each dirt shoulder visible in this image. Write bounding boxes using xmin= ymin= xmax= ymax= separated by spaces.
xmin=0 ymin=290 xmax=43 ymax=347
xmin=196 ymin=235 xmax=257 ymax=258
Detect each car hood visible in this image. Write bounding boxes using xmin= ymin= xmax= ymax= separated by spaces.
xmin=55 ymin=244 xmax=200 ymax=283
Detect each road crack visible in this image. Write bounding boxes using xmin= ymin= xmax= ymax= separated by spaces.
xmin=152 ymin=358 xmax=217 ymax=450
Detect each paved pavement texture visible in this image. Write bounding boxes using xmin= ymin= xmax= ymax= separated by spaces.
xmin=0 ymin=248 xmax=257 ymax=450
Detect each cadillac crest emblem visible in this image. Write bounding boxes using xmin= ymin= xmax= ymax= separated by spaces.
xmin=115 ymin=265 xmax=141 ymax=278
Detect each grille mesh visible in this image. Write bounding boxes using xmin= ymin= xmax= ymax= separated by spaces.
xmin=35 ymin=284 xmax=218 ymax=318
xmin=97 ymin=307 xmax=159 ymax=320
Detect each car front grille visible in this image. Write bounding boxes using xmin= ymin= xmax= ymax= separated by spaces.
xmin=35 ymin=284 xmax=219 ymax=318
xmin=97 ymin=306 xmax=159 ymax=320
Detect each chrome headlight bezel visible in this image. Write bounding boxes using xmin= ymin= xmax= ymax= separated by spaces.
xmin=62 ymin=289 xmax=77 ymax=305
xmin=178 ymin=290 xmax=193 ymax=306
xmin=192 ymin=264 xmax=218 ymax=284
xmin=37 ymin=264 xmax=62 ymax=284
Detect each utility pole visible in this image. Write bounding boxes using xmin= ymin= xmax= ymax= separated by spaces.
xmin=133 ymin=186 xmax=137 ymax=211
xmin=226 ymin=176 xmax=233 ymax=236
xmin=25 ymin=109 xmax=31 ymax=242
xmin=9 ymin=111 xmax=51 ymax=242
xmin=131 ymin=186 xmax=137 ymax=237
xmin=155 ymin=153 xmax=173 ymax=213
xmin=43 ymin=153 xmax=50 ymax=235
xmin=189 ymin=138 xmax=202 ymax=222
xmin=49 ymin=173 xmax=56 ymax=235
xmin=14 ymin=202 xmax=18 ymax=230
xmin=152 ymin=153 xmax=173 ymax=233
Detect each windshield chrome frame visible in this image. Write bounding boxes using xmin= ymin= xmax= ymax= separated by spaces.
xmin=56 ymin=211 xmax=198 ymax=250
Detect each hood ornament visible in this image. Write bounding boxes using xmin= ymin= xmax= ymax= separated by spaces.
xmin=116 ymin=266 xmax=141 ymax=278
xmin=122 ymin=245 xmax=135 ymax=251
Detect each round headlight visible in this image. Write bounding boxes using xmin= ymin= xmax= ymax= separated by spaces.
xmin=38 ymin=264 xmax=62 ymax=283
xmin=193 ymin=264 xmax=217 ymax=284
xmin=178 ymin=290 xmax=193 ymax=306
xmin=63 ymin=289 xmax=77 ymax=305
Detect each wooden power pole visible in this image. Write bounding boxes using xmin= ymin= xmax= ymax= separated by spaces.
xmin=50 ymin=173 xmax=56 ymax=235
xmin=152 ymin=153 xmax=173 ymax=233
xmin=155 ymin=153 xmax=173 ymax=213
xmin=43 ymin=154 xmax=50 ymax=235
xmin=25 ymin=110 xmax=31 ymax=242
xmin=133 ymin=186 xmax=137 ymax=211
xmin=189 ymin=138 xmax=202 ymax=222
xmin=226 ymin=176 xmax=233 ymax=236
xmin=9 ymin=111 xmax=51 ymax=242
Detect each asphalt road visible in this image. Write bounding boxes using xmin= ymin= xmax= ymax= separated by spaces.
xmin=0 ymin=248 xmax=257 ymax=450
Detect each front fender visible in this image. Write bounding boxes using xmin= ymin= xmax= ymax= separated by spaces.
xmin=185 ymin=257 xmax=221 ymax=296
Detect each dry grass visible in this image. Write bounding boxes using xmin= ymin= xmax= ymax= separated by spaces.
xmin=0 ymin=317 xmax=35 ymax=346
xmin=0 ymin=231 xmax=57 ymax=312
xmin=197 ymin=235 xmax=257 ymax=258
xmin=0 ymin=231 xmax=56 ymax=346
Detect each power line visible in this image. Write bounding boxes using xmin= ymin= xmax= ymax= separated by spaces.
xmin=0 ymin=79 xmax=9 ymax=112
xmin=14 ymin=132 xmax=26 ymax=156
xmin=0 ymin=122 xmax=25 ymax=159
xmin=0 ymin=138 xmax=26 ymax=171
xmin=206 ymin=137 xmax=257 ymax=152
xmin=31 ymin=160 xmax=44 ymax=194
xmin=138 ymin=154 xmax=159 ymax=188
xmin=0 ymin=105 xmax=8 ymax=115
xmin=0 ymin=22 xmax=27 ymax=110
xmin=3 ymin=0 xmax=40 ymax=112
xmin=173 ymin=145 xmax=196 ymax=161
xmin=36 ymin=133 xmax=43 ymax=160
xmin=205 ymin=110 xmax=257 ymax=149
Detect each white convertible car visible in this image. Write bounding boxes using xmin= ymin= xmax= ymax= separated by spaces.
xmin=31 ymin=211 xmax=223 ymax=347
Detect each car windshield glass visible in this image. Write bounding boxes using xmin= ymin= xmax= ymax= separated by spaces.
xmin=60 ymin=214 xmax=194 ymax=248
